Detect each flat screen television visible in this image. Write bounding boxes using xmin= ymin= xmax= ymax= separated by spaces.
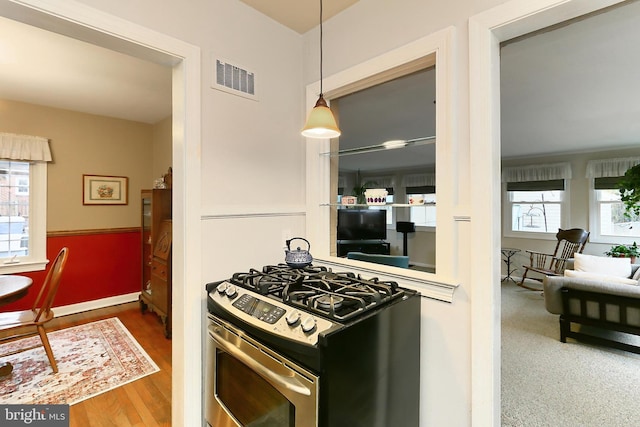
xmin=337 ymin=209 xmax=387 ymax=240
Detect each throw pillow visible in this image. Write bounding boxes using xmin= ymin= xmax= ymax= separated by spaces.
xmin=633 ymin=267 xmax=640 ymax=281
xmin=564 ymin=269 xmax=638 ymax=286
xmin=574 ymin=253 xmax=631 ymax=278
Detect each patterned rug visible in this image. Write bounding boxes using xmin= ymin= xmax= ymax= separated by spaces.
xmin=0 ymin=317 xmax=159 ymax=405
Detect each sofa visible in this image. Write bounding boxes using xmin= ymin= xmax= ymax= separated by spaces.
xmin=543 ymin=255 xmax=640 ymax=354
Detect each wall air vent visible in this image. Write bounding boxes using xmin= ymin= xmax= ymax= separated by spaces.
xmin=212 ymin=56 xmax=258 ymax=101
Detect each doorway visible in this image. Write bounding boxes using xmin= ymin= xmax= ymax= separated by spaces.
xmin=0 ymin=1 xmax=202 ymax=426
xmin=469 ymin=0 xmax=629 ymax=424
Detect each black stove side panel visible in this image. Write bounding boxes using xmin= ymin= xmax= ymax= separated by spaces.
xmin=319 ymin=293 xmax=421 ymax=427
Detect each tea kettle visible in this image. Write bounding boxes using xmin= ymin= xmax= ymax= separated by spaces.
xmin=285 ymin=237 xmax=313 ymax=268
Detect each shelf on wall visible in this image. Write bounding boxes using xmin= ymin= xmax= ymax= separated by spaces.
xmin=320 ymin=203 xmax=435 ymax=207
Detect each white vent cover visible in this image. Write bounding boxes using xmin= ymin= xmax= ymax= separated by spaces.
xmin=212 ymin=56 xmax=258 ymax=101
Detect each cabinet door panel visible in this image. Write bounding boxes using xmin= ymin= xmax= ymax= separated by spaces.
xmin=151 ymin=274 xmax=168 ymax=314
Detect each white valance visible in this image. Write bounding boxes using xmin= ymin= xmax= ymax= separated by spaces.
xmin=402 ymin=172 xmax=436 ymax=187
xmin=585 ymin=157 xmax=640 ymax=178
xmin=501 ymin=162 xmax=571 ymax=183
xmin=0 ymin=132 xmax=52 ymax=162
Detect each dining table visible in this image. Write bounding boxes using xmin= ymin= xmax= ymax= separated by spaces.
xmin=0 ymin=275 xmax=33 ymax=377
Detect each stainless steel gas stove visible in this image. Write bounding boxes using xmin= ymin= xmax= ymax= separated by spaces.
xmin=205 ymin=263 xmax=421 ymax=427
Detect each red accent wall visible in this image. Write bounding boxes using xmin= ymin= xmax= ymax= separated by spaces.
xmin=2 ymin=230 xmax=141 ymax=311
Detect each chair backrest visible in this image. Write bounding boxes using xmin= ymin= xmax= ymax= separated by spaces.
xmin=551 ymin=229 xmax=589 ymax=272
xmin=32 ymin=247 xmax=69 ymax=323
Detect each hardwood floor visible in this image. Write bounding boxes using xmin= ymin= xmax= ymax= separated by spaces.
xmin=47 ymin=302 xmax=172 ymax=427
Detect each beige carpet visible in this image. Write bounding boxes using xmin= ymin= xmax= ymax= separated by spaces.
xmin=501 ymin=281 xmax=640 ymax=426
xmin=0 ymin=317 xmax=159 ymax=405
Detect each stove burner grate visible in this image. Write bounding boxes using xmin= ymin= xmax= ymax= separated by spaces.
xmin=229 ymin=264 xmax=404 ymax=322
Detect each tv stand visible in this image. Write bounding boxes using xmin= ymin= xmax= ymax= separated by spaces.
xmin=337 ymin=241 xmax=391 ymax=257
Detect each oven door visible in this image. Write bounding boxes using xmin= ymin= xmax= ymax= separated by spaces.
xmin=206 ymin=316 xmax=319 ymax=427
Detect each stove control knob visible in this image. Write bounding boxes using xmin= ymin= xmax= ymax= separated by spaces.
xmin=225 ymin=285 xmax=237 ymax=298
xmin=300 ymin=316 xmax=316 ymax=334
xmin=285 ymin=311 xmax=300 ymax=326
xmin=216 ymin=283 xmax=228 ymax=294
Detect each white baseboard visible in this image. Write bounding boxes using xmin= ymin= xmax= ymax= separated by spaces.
xmin=53 ymin=292 xmax=140 ymax=317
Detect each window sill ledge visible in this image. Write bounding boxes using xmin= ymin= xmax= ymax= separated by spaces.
xmin=0 ymin=260 xmax=48 ymax=274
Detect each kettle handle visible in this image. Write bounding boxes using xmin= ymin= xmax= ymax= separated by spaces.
xmin=286 ymin=237 xmax=310 ymax=250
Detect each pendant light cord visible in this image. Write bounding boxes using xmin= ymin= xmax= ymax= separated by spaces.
xmin=319 ymin=0 xmax=324 ymax=96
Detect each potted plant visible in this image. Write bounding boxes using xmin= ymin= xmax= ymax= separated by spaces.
xmin=605 ymin=242 xmax=639 ymax=263
xmin=627 ymin=242 xmax=640 ymax=264
xmin=619 ymin=164 xmax=640 ymax=217
xmin=351 ymin=171 xmax=378 ymax=205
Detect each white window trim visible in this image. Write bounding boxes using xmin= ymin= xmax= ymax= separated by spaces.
xmin=0 ymin=161 xmax=48 ymax=274
xmin=305 ymin=27 xmax=460 ymax=296
xmin=502 ymin=181 xmax=570 ymax=240
xmin=588 ymin=179 xmax=637 ymax=245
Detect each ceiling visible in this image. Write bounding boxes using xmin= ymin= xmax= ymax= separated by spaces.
xmin=335 ymin=68 xmax=436 ymax=172
xmin=0 ymin=15 xmax=172 ymax=124
xmin=0 ymin=1 xmax=638 ymax=164
xmin=336 ymin=0 xmax=640 ymax=172
xmin=500 ymin=1 xmax=640 ymax=160
xmin=239 ymin=0 xmax=359 ymax=34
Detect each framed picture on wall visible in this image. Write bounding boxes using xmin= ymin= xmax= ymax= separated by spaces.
xmin=83 ymin=174 xmax=128 ymax=205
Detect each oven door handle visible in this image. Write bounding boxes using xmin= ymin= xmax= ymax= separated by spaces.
xmin=209 ymin=326 xmax=312 ymax=397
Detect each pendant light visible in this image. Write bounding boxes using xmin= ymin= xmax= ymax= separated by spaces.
xmin=301 ymin=0 xmax=341 ymax=139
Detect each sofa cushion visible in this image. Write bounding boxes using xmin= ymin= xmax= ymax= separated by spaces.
xmin=564 ymin=269 xmax=638 ymax=286
xmin=574 ymin=253 xmax=631 ymax=278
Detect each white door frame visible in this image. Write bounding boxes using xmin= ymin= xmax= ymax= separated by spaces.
xmin=0 ymin=1 xmax=202 ymax=426
xmin=469 ymin=0 xmax=625 ymax=425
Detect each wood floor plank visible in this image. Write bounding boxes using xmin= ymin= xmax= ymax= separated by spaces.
xmin=122 ymin=382 xmax=163 ymax=427
xmin=1 ymin=302 xmax=172 ymax=426
xmin=45 ymin=302 xmax=173 ymax=427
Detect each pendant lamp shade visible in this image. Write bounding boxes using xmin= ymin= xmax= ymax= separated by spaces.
xmin=302 ymin=95 xmax=341 ymax=138
xmin=302 ymin=0 xmax=341 ymax=139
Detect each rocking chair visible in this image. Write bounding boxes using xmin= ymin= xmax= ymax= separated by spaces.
xmin=518 ymin=228 xmax=589 ymax=290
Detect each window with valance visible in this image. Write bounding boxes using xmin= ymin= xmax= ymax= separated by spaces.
xmin=586 ymin=157 xmax=640 ymax=241
xmin=502 ymin=162 xmax=571 ymax=235
xmin=0 ymin=132 xmax=51 ymax=272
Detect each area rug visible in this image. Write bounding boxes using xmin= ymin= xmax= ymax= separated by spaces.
xmin=0 ymin=317 xmax=159 ymax=405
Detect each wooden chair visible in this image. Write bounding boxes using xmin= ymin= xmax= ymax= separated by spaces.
xmin=0 ymin=247 xmax=69 ymax=373
xmin=518 ymin=229 xmax=589 ymax=290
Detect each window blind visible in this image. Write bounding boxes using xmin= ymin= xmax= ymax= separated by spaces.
xmin=506 ymin=179 xmax=565 ymax=191
xmin=594 ymin=176 xmax=622 ymax=190
xmin=406 ymin=185 xmax=436 ymax=194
